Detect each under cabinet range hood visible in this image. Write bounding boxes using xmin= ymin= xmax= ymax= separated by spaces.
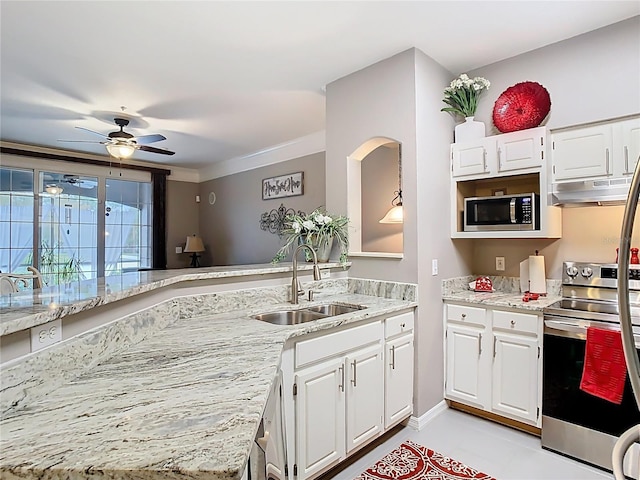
xmin=551 ymin=177 xmax=632 ymax=206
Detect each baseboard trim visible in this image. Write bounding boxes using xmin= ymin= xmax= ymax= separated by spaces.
xmin=407 ymin=400 xmax=448 ymax=430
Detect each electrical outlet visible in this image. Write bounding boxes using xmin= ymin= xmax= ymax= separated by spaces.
xmin=320 ymin=270 xmax=330 ymax=279
xmin=432 ymin=259 xmax=438 ymax=276
xmin=496 ymin=256 xmax=505 ymax=271
xmin=30 ymin=319 xmax=62 ymax=352
xmin=175 ymin=246 xmax=183 ymax=254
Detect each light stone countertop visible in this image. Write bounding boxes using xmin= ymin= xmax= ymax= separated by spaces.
xmin=0 ymin=263 xmax=346 ymax=336
xmin=442 ymin=275 xmax=562 ymax=312
xmin=0 ymin=291 xmax=416 ymax=480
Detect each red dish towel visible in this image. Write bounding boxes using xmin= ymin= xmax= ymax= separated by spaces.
xmin=580 ymin=327 xmax=628 ymax=404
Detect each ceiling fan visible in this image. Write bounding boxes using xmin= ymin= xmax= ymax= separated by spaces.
xmin=60 ymin=118 xmax=175 ymax=158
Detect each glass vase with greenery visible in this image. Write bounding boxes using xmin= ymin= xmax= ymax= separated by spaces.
xmin=272 ymin=207 xmax=349 ymax=265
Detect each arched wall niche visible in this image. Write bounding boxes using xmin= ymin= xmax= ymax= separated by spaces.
xmin=347 ymin=136 xmax=403 ymax=258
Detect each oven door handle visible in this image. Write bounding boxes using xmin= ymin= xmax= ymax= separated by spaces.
xmin=543 ymin=320 xmax=586 ymax=340
xmin=544 ymin=319 xmax=640 ymax=347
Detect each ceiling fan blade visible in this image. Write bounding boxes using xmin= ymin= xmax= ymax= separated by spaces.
xmin=134 ymin=134 xmax=166 ymax=145
xmin=138 ymin=145 xmax=175 ymax=156
xmin=58 ymin=139 xmax=105 ymax=143
xmin=76 ymin=126 xmax=109 ymax=138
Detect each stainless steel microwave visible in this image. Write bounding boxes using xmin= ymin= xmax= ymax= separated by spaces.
xmin=464 ymin=193 xmax=540 ymax=231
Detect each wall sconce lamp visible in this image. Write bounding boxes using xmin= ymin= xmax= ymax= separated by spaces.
xmin=106 ymin=143 xmax=136 ymax=159
xmin=379 ymin=144 xmax=404 ymax=224
xmin=184 ymin=234 xmax=205 ymax=268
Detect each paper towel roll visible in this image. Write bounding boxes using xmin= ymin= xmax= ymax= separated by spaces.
xmin=529 ymin=255 xmax=546 ymax=294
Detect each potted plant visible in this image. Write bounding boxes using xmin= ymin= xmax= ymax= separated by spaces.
xmin=272 ymin=207 xmax=349 ymax=265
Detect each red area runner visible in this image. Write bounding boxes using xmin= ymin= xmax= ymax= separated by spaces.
xmin=354 ymin=440 xmax=496 ymax=480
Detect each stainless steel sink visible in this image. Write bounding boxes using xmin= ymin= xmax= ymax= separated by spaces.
xmin=304 ymin=303 xmax=365 ymax=316
xmin=252 ymin=303 xmax=366 ymax=325
xmin=252 ymin=309 xmax=326 ymax=325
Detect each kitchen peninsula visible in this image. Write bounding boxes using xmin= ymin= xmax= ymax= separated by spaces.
xmin=0 ymin=264 xmax=417 ymax=480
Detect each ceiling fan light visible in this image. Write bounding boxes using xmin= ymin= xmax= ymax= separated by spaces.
xmin=45 ymin=184 xmax=63 ymax=195
xmin=106 ymin=143 xmax=135 ymax=159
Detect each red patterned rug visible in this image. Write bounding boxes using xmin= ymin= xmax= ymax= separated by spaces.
xmin=354 ymin=440 xmax=497 ymax=480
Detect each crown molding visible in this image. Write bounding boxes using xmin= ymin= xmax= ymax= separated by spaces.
xmin=198 ymin=130 xmax=326 ymax=181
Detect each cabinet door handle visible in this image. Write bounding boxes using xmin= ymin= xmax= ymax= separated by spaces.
xmin=390 ymin=345 xmax=396 ymax=370
xmin=606 ymin=148 xmax=610 ymax=173
xmin=461 ymin=313 xmax=466 ymax=320
xmin=510 ymin=320 xmax=515 ymax=327
xmin=493 ymin=336 xmax=497 ymax=358
xmin=351 ymin=359 xmax=357 ymax=387
xmin=483 ymin=148 xmax=487 ymax=171
xmin=478 ymin=333 xmax=482 ymax=356
xmin=400 ymin=323 xmax=406 ymax=328
xmin=339 ymin=365 xmax=345 ymax=392
xmin=625 ymin=146 xmax=630 ymax=173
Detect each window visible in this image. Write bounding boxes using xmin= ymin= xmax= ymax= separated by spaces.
xmin=0 ymin=163 xmax=152 ymax=286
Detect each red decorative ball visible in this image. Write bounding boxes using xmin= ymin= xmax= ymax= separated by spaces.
xmin=492 ymin=81 xmax=551 ymax=133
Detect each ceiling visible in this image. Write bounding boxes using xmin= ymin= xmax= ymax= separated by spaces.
xmin=1 ymin=1 xmax=638 ymax=172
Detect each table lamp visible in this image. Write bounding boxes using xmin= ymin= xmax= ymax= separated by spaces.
xmin=184 ymin=235 xmax=205 ymax=268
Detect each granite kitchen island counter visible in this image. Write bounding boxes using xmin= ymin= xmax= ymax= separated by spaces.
xmin=0 ymin=262 xmax=347 ymax=336
xmin=1 ymin=288 xmax=416 ymax=480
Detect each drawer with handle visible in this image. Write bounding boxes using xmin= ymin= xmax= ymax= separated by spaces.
xmin=492 ymin=309 xmax=539 ymax=335
xmin=385 ymin=311 xmax=414 ymax=339
xmin=446 ymin=304 xmax=486 ymax=326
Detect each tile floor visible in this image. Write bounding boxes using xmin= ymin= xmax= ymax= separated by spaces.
xmin=324 ymin=408 xmax=612 ymax=479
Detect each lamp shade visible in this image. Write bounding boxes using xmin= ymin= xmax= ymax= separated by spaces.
xmin=379 ymin=204 xmax=404 ymax=224
xmin=184 ymin=235 xmax=205 ymax=253
xmin=106 ymin=143 xmax=135 ymax=159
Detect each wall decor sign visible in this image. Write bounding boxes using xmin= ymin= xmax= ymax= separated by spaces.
xmin=262 ymin=172 xmax=304 ymax=200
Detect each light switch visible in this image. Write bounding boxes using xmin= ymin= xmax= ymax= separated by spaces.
xmin=432 ymin=259 xmax=438 ymax=276
xmin=176 ymin=246 xmax=183 ymax=254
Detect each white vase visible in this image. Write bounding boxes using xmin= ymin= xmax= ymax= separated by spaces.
xmin=454 ymin=116 xmax=485 ymax=143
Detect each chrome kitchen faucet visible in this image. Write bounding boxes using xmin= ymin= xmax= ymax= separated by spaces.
xmin=291 ymin=244 xmax=321 ymax=304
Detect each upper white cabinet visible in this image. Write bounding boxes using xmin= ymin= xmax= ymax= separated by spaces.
xmin=452 ymin=127 xmax=544 ymax=179
xmin=551 ymin=124 xmax=612 ymax=181
xmin=551 ymin=115 xmax=640 ymax=182
xmin=622 ymin=117 xmax=640 ymax=175
xmin=450 ymin=126 xmax=562 ymax=239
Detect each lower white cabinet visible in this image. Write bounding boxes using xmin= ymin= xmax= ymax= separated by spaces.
xmin=282 ymin=310 xmax=415 ymax=480
xmin=444 ymin=302 xmax=541 ymax=427
xmin=445 ymin=323 xmax=486 ymax=408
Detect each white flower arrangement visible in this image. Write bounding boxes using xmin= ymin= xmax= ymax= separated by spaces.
xmin=441 ymin=73 xmax=490 ymax=118
xmin=272 ymin=207 xmax=349 ymax=265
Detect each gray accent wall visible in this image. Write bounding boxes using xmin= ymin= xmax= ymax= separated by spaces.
xmin=166 ymin=180 xmax=200 ymax=269
xmin=198 ymin=152 xmax=325 ymax=265
xmin=468 ymin=17 xmax=640 ymax=279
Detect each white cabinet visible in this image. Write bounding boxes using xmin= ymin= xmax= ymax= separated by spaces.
xmin=551 ymin=124 xmax=612 ymax=181
xmin=384 ymin=312 xmax=414 ymax=429
xmin=452 ymin=127 xmax=544 ymax=179
xmin=444 ymin=303 xmax=542 ymax=427
xmin=445 ymin=323 xmax=486 ymax=408
xmin=450 ymin=126 xmax=561 ymax=239
xmin=551 ymin=116 xmax=640 ymax=182
xmin=491 ymin=331 xmax=538 ymax=424
xmin=622 ymin=117 xmax=640 ymax=175
xmin=345 ymin=345 xmax=384 ymax=453
xmin=444 ymin=304 xmax=488 ymax=408
xmin=283 ymin=310 xmax=415 ymax=479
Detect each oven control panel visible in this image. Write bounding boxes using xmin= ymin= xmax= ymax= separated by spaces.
xmin=563 ymin=261 xmax=640 ymax=289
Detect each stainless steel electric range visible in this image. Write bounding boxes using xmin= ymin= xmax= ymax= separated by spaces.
xmin=542 ymin=261 xmax=640 ymax=475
